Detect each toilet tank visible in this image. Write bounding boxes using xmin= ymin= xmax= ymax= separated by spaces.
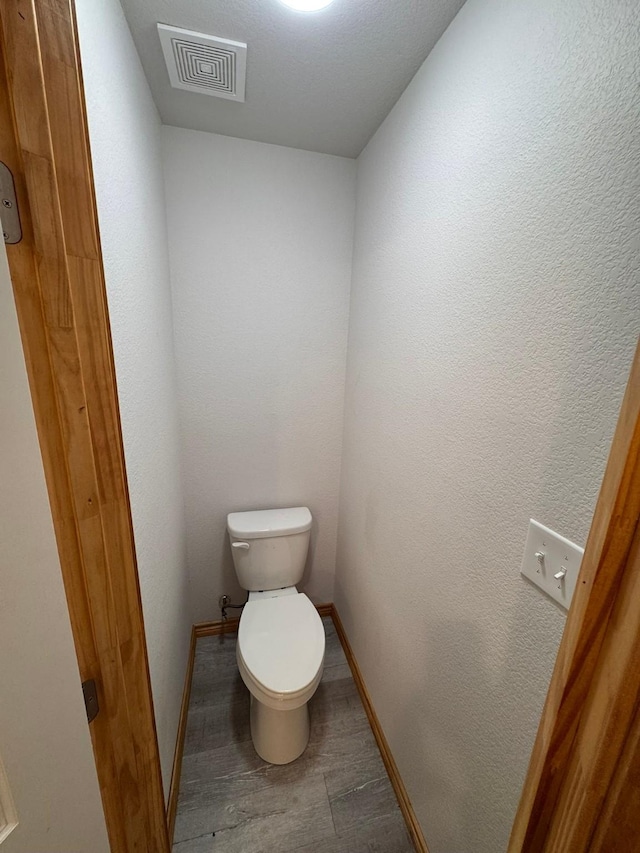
xmin=227 ymin=507 xmax=312 ymax=592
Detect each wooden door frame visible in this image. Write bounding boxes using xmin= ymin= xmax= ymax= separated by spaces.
xmin=0 ymin=1 xmax=638 ymax=851
xmin=0 ymin=0 xmax=169 ymax=850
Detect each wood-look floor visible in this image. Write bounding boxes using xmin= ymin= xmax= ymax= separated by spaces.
xmin=173 ymin=616 xmax=414 ymax=852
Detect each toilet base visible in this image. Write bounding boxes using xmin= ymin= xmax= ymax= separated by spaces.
xmin=250 ymin=695 xmax=310 ymax=764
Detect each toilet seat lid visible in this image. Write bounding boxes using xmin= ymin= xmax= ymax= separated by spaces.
xmin=238 ymin=593 xmax=325 ymax=695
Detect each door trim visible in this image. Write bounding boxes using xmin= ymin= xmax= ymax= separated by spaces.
xmin=0 ymin=1 xmax=169 ymax=850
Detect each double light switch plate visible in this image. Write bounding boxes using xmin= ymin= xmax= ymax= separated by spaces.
xmin=520 ymin=519 xmax=584 ymax=610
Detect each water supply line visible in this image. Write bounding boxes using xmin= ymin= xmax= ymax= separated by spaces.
xmin=218 ymin=594 xmax=247 ymax=623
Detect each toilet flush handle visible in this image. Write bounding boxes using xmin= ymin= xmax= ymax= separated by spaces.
xmin=232 ymin=541 xmax=250 ymax=550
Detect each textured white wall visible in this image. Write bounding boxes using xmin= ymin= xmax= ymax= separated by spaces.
xmin=336 ymin=1 xmax=640 ymax=851
xmin=75 ymin=0 xmax=192 ymax=796
xmin=0 ymin=245 xmax=109 ymax=853
xmin=162 ymin=127 xmax=356 ymax=621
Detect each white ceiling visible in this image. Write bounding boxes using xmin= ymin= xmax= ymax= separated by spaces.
xmin=119 ymin=0 xmax=466 ymax=158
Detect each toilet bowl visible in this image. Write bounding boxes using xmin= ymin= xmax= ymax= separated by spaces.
xmin=227 ymin=507 xmax=325 ymax=764
xmin=237 ymin=589 xmax=325 ymax=763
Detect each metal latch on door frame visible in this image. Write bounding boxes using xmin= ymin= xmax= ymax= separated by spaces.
xmin=0 ymin=161 xmax=22 ymax=245
xmin=82 ymin=679 xmax=100 ymax=723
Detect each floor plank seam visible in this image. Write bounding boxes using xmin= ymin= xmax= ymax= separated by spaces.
xmin=323 ymin=771 xmax=338 ymax=839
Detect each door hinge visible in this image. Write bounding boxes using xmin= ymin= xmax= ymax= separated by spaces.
xmin=0 ymin=162 xmax=22 ymax=245
xmin=82 ymin=679 xmax=100 ymax=723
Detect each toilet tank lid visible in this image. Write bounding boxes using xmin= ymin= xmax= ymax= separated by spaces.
xmin=227 ymin=506 xmax=312 ymax=540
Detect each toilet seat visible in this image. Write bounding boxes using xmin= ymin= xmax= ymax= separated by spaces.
xmin=237 ymin=593 xmax=325 ymax=711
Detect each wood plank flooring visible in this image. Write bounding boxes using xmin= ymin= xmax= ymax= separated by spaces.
xmin=173 ymin=616 xmax=414 ymax=852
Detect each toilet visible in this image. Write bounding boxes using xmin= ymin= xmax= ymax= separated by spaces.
xmin=227 ymin=506 xmax=325 ymax=764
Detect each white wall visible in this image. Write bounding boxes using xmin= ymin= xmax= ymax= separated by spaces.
xmin=75 ymin=0 xmax=192 ymax=796
xmin=0 ymin=245 xmax=109 ymax=852
xmin=162 ymin=127 xmax=356 ymax=620
xmin=336 ymin=0 xmax=640 ymax=851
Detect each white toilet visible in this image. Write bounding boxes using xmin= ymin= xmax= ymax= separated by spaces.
xmin=227 ymin=506 xmax=325 ymax=764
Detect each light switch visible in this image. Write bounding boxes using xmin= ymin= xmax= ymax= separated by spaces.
xmin=520 ymin=519 xmax=584 ymax=610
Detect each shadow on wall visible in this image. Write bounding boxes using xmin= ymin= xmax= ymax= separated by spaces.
xmin=388 ymin=583 xmax=567 ymax=852
xmin=302 ymin=514 xmax=320 ymax=592
xmin=218 ymin=530 xmax=245 ymax=610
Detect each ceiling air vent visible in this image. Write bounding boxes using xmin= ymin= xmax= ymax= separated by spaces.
xmin=158 ymin=24 xmax=247 ymax=102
